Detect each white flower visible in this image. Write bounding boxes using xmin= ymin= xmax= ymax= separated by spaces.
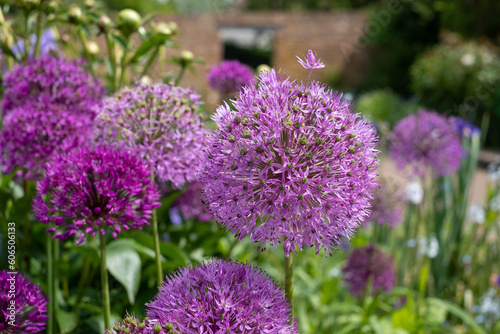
xmin=405 ymin=181 xmax=423 ymax=204
xmin=490 ymin=195 xmax=500 ymax=212
xmin=467 ymin=203 xmax=485 ymax=224
xmin=461 ymin=53 xmax=476 ymax=66
xmin=418 ymin=235 xmax=439 ymax=259
xmin=487 ymin=162 xmax=500 ymax=181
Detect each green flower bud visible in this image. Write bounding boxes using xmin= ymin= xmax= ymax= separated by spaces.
xmin=68 ymin=6 xmax=84 ymax=25
xmin=97 ymin=15 xmax=112 ymax=32
xmin=117 ymin=9 xmax=141 ymax=38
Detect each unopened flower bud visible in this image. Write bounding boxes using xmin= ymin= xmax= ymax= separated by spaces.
xmin=98 ymin=15 xmax=112 ymax=33
xmin=87 ymin=41 xmax=99 ymax=56
xmin=68 ymin=6 xmax=84 ymax=25
xmin=117 ymin=9 xmax=141 ymax=38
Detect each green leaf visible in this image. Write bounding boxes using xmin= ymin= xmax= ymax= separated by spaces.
xmin=392 ymin=306 xmax=418 ymax=332
xmin=0 ymin=41 xmax=20 ymax=61
xmin=56 ymin=309 xmax=78 ymax=334
xmin=72 ymin=245 xmax=100 ymax=264
xmin=128 ymin=33 xmax=170 ymax=64
xmin=428 ymin=298 xmax=487 ymax=334
xmin=106 ymin=240 xmax=141 ymax=304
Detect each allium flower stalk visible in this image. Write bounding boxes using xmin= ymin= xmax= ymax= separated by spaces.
xmin=146 ymin=259 xmax=298 ymax=333
xmin=107 ymin=314 xmax=172 ymax=334
xmin=200 ymin=51 xmax=379 ymax=257
xmin=342 ymin=243 xmax=396 ymax=298
xmin=0 ymin=270 xmax=49 ymax=333
xmin=95 ymin=83 xmax=206 ymax=189
xmin=0 ymin=100 xmax=94 ymax=179
xmin=32 ymin=146 xmax=161 ymax=245
xmin=1 ymin=54 xmax=104 ymax=116
xmin=389 ymin=110 xmax=464 ymax=177
xmin=367 ymin=177 xmax=404 ymax=228
xmin=172 ymin=182 xmax=212 ymax=222
xmin=207 ymin=60 xmax=256 ymax=96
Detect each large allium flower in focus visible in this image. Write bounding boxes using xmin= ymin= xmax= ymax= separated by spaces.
xmin=200 ymin=51 xmax=379 ymax=256
xmin=106 ymin=314 xmax=171 ymax=334
xmin=95 ymin=83 xmax=205 ymax=189
xmin=33 ymin=146 xmax=161 ymax=244
xmin=146 ymin=259 xmax=298 ymax=333
xmin=0 ymin=99 xmax=93 ymax=179
xmin=0 ymin=270 xmax=48 ymax=333
xmin=389 ymin=110 xmax=464 ymax=177
xmin=172 ymin=182 xmax=212 ymax=222
xmin=1 ymin=54 xmax=104 ymax=115
xmin=367 ymin=177 xmax=405 ymax=228
xmin=207 ymin=60 xmax=255 ymax=95
xmin=342 ymin=243 xmax=395 ymax=298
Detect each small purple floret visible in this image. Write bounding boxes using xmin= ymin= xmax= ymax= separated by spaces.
xmin=207 ymin=60 xmax=256 ymax=94
xmin=33 ymin=146 xmax=161 ymax=244
xmin=389 ymin=109 xmax=464 ymax=177
xmin=146 ymin=259 xmax=298 ymax=333
xmin=172 ymin=182 xmax=212 ymax=223
xmin=297 ymin=50 xmax=325 ymax=69
xmin=0 ymin=270 xmax=49 ymax=333
xmin=342 ymin=243 xmax=396 ymax=298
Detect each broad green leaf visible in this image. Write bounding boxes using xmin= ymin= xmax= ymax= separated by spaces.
xmin=429 ymin=298 xmax=487 ymax=334
xmin=106 ymin=240 xmax=141 ymax=304
xmin=56 ymin=309 xmax=78 ymax=334
xmin=129 ymin=33 xmax=170 ymax=64
xmin=392 ymin=306 xmax=418 ymax=332
xmin=71 ymin=245 xmax=100 ymax=264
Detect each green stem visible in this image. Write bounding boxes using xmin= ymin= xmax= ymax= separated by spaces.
xmin=78 ymin=29 xmax=95 ymax=76
xmin=46 ymin=234 xmax=54 ymax=334
xmin=119 ymin=47 xmax=129 ymax=88
xmin=53 ymin=238 xmax=59 ymax=331
xmin=174 ymin=66 xmax=186 ymax=86
xmin=140 ymin=47 xmax=159 ymax=79
xmin=0 ymin=7 xmax=14 ymax=69
xmin=33 ymin=3 xmax=44 ymax=57
xmin=151 ymin=173 xmax=163 ymax=286
xmin=99 ymin=233 xmax=111 ymax=330
xmin=23 ymin=10 xmax=30 ymax=62
xmin=105 ymin=32 xmax=117 ymax=92
xmin=75 ymin=257 xmax=91 ymax=306
xmin=284 ymin=253 xmax=294 ymax=320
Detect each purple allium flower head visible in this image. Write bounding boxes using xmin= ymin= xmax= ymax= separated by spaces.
xmin=366 ymin=177 xmax=405 ymax=228
xmin=95 ymin=83 xmax=206 ymax=189
xmin=12 ymin=28 xmax=58 ymax=59
xmin=200 ymin=52 xmax=379 ymax=256
xmin=0 ymin=270 xmax=48 ymax=333
xmin=207 ymin=60 xmax=256 ymax=95
xmin=1 ymin=54 xmax=104 ymax=116
xmin=296 ymin=50 xmax=325 ymax=70
xmin=106 ymin=314 xmax=171 ymax=334
xmin=146 ymin=259 xmax=298 ymax=334
xmin=0 ymin=99 xmax=94 ymax=179
xmin=32 ymin=146 xmax=161 ymax=244
xmin=342 ymin=243 xmax=395 ymax=298
xmin=172 ymin=182 xmax=212 ymax=223
xmin=450 ymin=116 xmax=481 ymax=139
xmin=388 ymin=109 xmax=464 ymax=177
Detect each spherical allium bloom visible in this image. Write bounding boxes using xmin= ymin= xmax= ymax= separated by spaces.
xmin=207 ymin=60 xmax=256 ymax=95
xmin=146 ymin=259 xmax=298 ymax=333
xmin=95 ymin=83 xmax=206 ymax=189
xmin=366 ymin=177 xmax=405 ymax=228
xmin=200 ymin=54 xmax=379 ymax=256
xmin=172 ymin=182 xmax=212 ymax=222
xmin=342 ymin=243 xmax=395 ymax=298
xmin=0 ymin=270 xmax=48 ymax=333
xmin=1 ymin=54 xmax=104 ymax=116
xmin=0 ymin=99 xmax=94 ymax=179
xmin=388 ymin=110 xmax=464 ymax=177
xmin=33 ymin=146 xmax=161 ymax=244
xmin=106 ymin=314 xmax=171 ymax=334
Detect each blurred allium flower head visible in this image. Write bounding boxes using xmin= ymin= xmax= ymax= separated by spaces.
xmin=146 ymin=259 xmax=298 ymax=333
xmin=389 ymin=110 xmax=464 ymax=177
xmin=342 ymin=243 xmax=395 ymax=298
xmin=0 ymin=99 xmax=94 ymax=179
xmin=106 ymin=314 xmax=172 ymax=334
xmin=367 ymin=177 xmax=405 ymax=228
xmin=1 ymin=54 xmax=104 ymax=116
xmin=172 ymin=182 xmax=212 ymax=222
xmin=207 ymin=60 xmax=256 ymax=94
xmin=12 ymin=28 xmax=58 ymax=59
xmin=95 ymin=83 xmax=205 ymax=189
xmin=0 ymin=270 xmax=48 ymax=333
xmin=33 ymin=146 xmax=161 ymax=244
xmin=200 ymin=51 xmax=379 ymax=256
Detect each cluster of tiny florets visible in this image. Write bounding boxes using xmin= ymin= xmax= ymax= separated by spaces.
xmin=106 ymin=314 xmax=173 ymax=334
xmin=0 ymin=270 xmax=49 ymax=333
xmin=1 ymin=54 xmax=104 ymax=116
xmin=33 ymin=146 xmax=161 ymax=244
xmin=207 ymin=60 xmax=256 ymax=95
xmin=389 ymin=109 xmax=464 ymax=177
xmin=201 ymin=66 xmax=379 ymax=256
xmin=366 ymin=177 xmax=405 ymax=228
xmin=95 ymin=83 xmax=206 ymax=189
xmin=0 ymin=100 xmax=93 ymax=179
xmin=146 ymin=259 xmax=298 ymax=333
xmin=173 ymin=182 xmax=212 ymax=222
xmin=342 ymin=243 xmax=396 ymax=298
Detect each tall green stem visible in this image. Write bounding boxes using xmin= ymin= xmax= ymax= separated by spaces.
xmin=285 ymin=253 xmax=294 ymax=320
xmin=99 ymin=233 xmax=111 ymax=330
xmin=151 ymin=173 xmax=163 ymax=285
xmin=46 ymin=234 xmax=54 ymax=334
xmin=53 ymin=238 xmax=59 ymax=331
xmin=105 ymin=33 xmax=117 ymax=92
xmin=119 ymin=47 xmax=129 ymax=88
xmin=23 ymin=10 xmax=30 ymax=62
xmin=33 ymin=3 xmax=44 ymax=57
xmin=174 ymin=66 xmax=186 ymax=86
xmin=140 ymin=47 xmax=159 ymax=79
